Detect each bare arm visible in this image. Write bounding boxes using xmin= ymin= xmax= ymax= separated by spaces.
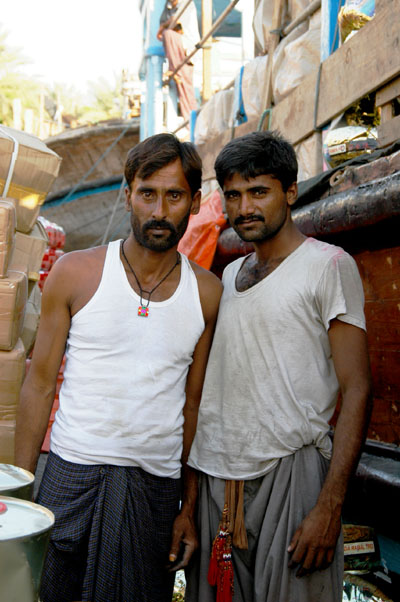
xmin=15 ymin=258 xmax=74 ymax=474
xmin=157 ymin=19 xmax=171 ymax=39
xmin=168 ymin=268 xmax=223 ymax=569
xmin=288 ymin=319 xmax=372 ymax=575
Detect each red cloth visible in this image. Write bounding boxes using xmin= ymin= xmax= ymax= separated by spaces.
xmin=162 ymin=29 xmax=197 ymax=122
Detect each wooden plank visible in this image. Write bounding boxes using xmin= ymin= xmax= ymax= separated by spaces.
xmin=201 ymin=0 xmax=213 ymax=101
xmin=376 ymin=76 xmax=400 ymax=106
xmin=380 ymin=103 xmax=394 ymax=123
xmin=355 ymin=246 xmax=400 ymax=301
xmin=271 ymin=1 xmax=400 ymax=144
xmin=378 ymin=113 xmax=400 ymax=147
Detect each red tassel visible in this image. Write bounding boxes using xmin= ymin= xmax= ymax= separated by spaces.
xmin=207 ymin=551 xmax=218 ymax=586
xmin=217 ymin=553 xmax=234 ymax=602
xmin=209 ymin=504 xmax=234 ymax=599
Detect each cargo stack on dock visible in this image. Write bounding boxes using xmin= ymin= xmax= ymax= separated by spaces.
xmin=0 ymin=125 xmax=61 ymax=464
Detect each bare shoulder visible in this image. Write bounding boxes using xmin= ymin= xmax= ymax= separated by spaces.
xmin=43 ymin=245 xmax=108 ymax=313
xmin=189 ymin=260 xmax=223 ymax=322
xmin=189 ymin=260 xmax=222 ymax=295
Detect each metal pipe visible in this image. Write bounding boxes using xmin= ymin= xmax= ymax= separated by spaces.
xmin=171 ymin=118 xmax=190 ymax=134
xmin=222 ymin=78 xmax=235 ymax=91
xmin=167 ymin=0 xmax=241 ymax=80
xmin=292 ymin=171 xmax=400 ymax=236
xmin=282 ymin=0 xmax=321 ymax=37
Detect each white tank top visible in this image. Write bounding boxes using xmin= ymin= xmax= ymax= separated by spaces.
xmin=51 ymin=239 xmax=205 ymax=478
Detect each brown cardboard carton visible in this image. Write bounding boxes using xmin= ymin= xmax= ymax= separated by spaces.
xmin=2 ymin=196 xmax=39 ymax=235
xmin=0 ymin=125 xmax=61 ymax=233
xmin=0 ymin=199 xmax=16 ymax=277
xmin=0 ymin=419 xmax=16 ymax=464
xmin=21 ymin=283 xmax=41 ymax=356
xmin=0 ymin=271 xmax=28 ymax=351
xmin=0 ymin=339 xmax=25 ymax=420
xmin=8 ymin=219 xmax=48 ymax=283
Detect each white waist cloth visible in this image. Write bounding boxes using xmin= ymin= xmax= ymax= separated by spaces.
xmin=51 ymin=240 xmax=204 ymax=478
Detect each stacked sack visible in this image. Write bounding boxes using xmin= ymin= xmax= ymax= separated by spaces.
xmin=0 ymin=125 xmax=61 ymax=464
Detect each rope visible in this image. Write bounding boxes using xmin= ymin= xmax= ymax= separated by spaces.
xmin=101 ymin=177 xmax=127 ymax=245
xmin=257 ymin=109 xmax=272 ymax=131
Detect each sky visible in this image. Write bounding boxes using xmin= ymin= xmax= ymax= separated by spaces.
xmin=1 ymin=0 xmax=143 ymax=97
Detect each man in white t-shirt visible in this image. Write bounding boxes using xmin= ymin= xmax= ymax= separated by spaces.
xmin=186 ymin=131 xmax=371 ymax=602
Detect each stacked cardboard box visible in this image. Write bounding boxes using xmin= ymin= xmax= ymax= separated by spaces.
xmin=0 ymin=125 xmax=61 ymax=464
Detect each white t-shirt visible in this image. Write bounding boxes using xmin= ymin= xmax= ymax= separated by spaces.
xmin=188 ymin=237 xmax=366 ymax=480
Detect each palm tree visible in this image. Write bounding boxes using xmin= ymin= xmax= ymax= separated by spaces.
xmin=0 ymin=25 xmax=41 ymax=126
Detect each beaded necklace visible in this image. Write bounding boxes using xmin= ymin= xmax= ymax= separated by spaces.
xmin=121 ymin=240 xmax=181 ymax=317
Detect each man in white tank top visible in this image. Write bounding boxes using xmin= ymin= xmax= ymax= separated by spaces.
xmin=186 ymin=132 xmax=371 ymax=602
xmin=15 ymin=133 xmax=222 ymax=602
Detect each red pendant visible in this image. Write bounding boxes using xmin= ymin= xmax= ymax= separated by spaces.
xmin=138 ymin=306 xmax=149 ymax=317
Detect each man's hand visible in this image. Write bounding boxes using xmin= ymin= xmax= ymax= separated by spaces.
xmin=168 ymin=510 xmax=198 ymax=571
xmin=287 ymin=502 xmax=341 ymax=577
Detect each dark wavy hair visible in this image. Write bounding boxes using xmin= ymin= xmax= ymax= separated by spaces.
xmin=124 ymin=133 xmax=202 ymax=197
xmin=214 ymin=130 xmax=298 ymax=192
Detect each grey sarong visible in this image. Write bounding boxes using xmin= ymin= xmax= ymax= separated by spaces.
xmin=186 ymin=445 xmax=343 ymax=602
xmin=37 ymin=452 xmax=181 ymax=602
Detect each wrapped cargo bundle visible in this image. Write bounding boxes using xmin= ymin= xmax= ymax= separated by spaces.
xmin=0 ymin=128 xmax=61 ymax=464
xmin=0 ymin=200 xmax=16 ymax=278
xmin=0 ymin=271 xmax=27 ymax=351
xmin=194 ymin=89 xmax=235 ymax=146
xmin=272 ymin=10 xmax=321 ymax=105
xmin=0 ymin=125 xmax=61 ymax=234
xmin=9 ymin=219 xmax=48 ymax=295
xmin=0 ymin=339 xmax=25 ymax=464
xmin=0 ymin=420 xmax=17 ymax=464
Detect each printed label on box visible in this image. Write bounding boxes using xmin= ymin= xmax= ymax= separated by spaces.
xmin=329 ymin=143 xmax=347 ymax=156
xmin=344 ymin=541 xmax=375 ymax=556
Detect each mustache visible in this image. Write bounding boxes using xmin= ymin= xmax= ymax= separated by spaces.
xmin=143 ymin=219 xmax=176 ymax=234
xmin=234 ymin=215 xmax=265 ymax=225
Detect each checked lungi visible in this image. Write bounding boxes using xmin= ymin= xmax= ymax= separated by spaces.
xmin=186 ymin=445 xmax=344 ymax=602
xmin=37 ymin=452 xmax=181 ymax=602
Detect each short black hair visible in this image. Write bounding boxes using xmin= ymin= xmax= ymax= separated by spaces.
xmin=214 ymin=130 xmax=298 ymax=192
xmin=124 ymin=133 xmax=202 ymax=197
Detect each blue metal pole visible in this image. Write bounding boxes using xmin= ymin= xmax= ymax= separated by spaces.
xmin=320 ymin=0 xmax=342 ymax=62
xmin=140 ymin=0 xmax=166 ymax=140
